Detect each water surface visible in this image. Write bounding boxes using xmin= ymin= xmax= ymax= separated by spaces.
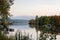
xmin=9 ymin=19 xmax=37 ymax=40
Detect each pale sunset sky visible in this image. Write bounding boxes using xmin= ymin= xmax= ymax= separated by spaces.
xmin=10 ymin=0 xmax=60 ymax=17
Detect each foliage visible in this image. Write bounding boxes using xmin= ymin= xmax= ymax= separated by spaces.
xmin=39 ymin=32 xmax=56 ymax=40
xmin=29 ymin=15 xmax=60 ymax=34
xmin=0 ymin=0 xmax=14 ymax=40
xmin=0 ymin=0 xmax=14 ymax=33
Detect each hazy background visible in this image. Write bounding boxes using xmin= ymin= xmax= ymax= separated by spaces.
xmin=10 ymin=0 xmax=60 ymax=17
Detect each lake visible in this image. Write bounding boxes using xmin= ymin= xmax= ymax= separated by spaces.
xmin=9 ymin=19 xmax=60 ymax=40
xmin=9 ymin=19 xmax=38 ymax=40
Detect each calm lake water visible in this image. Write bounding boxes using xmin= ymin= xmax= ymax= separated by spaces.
xmin=9 ymin=19 xmax=35 ymax=30
xmin=9 ymin=19 xmax=37 ymax=40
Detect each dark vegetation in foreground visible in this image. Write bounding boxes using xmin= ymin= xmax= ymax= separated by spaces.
xmin=0 ymin=30 xmax=14 ymax=40
xmin=0 ymin=0 xmax=14 ymax=40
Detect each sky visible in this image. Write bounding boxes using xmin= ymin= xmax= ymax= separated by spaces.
xmin=10 ymin=0 xmax=60 ymax=17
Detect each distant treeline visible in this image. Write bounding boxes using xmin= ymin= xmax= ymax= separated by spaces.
xmin=29 ymin=15 xmax=60 ymax=34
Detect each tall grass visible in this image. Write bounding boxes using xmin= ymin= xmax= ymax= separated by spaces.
xmin=0 ymin=30 xmax=14 ymax=40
